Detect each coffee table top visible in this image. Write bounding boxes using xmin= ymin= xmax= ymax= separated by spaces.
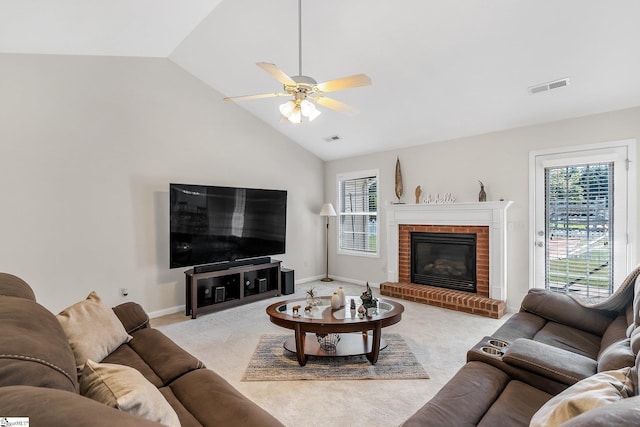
xmin=266 ymin=295 xmax=403 ymax=334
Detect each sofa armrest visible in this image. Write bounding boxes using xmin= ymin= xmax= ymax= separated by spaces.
xmin=112 ymin=302 xmax=150 ymax=334
xmin=467 ymin=337 xmax=570 ymax=395
xmin=0 ymin=385 xmax=164 ymax=426
xmin=502 ymin=338 xmax=597 ymax=386
xmin=402 ymin=361 xmax=512 ymax=427
xmin=521 ymin=289 xmax=615 ymax=336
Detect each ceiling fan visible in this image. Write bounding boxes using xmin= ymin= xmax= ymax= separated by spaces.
xmin=223 ymin=0 xmax=371 ymax=123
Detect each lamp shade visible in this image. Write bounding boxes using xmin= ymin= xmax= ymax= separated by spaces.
xmin=319 ymin=203 xmax=337 ymax=217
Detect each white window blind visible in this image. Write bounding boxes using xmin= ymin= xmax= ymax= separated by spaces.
xmin=545 ymin=162 xmax=614 ymax=298
xmin=337 ymin=171 xmax=378 ymax=255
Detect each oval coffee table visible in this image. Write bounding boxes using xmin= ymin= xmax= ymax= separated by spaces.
xmin=266 ymin=295 xmax=404 ymax=366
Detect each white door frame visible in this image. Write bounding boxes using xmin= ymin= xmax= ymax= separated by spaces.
xmin=529 ymin=139 xmax=637 ymax=290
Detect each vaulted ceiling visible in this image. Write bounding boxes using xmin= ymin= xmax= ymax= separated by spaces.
xmin=2 ymin=0 xmax=639 ymax=160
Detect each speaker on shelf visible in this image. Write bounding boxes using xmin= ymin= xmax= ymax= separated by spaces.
xmin=214 ymin=286 xmax=226 ymax=303
xmin=256 ymin=278 xmax=267 ymax=293
xmin=281 ymin=268 xmax=294 ymax=295
xmin=198 ymin=286 xmax=211 ymax=302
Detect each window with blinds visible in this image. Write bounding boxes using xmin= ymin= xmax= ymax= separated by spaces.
xmin=544 ymin=162 xmax=614 ymax=298
xmin=337 ymin=170 xmax=378 ymax=255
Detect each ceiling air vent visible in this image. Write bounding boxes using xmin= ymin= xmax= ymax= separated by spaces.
xmin=323 ymin=135 xmax=341 ymax=142
xmin=528 ymin=77 xmax=571 ymax=95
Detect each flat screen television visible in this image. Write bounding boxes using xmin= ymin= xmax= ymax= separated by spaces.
xmin=169 ymin=184 xmax=287 ymax=269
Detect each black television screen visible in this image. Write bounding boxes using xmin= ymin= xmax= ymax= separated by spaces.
xmin=170 ymin=184 xmax=287 ymax=268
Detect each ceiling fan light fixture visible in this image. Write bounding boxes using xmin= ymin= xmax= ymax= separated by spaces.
xmin=279 ymin=100 xmax=296 ymax=116
xmin=287 ymin=106 xmax=302 ymax=123
xmin=224 ymin=0 xmax=370 ymax=122
xmin=300 ymin=99 xmax=321 ymax=121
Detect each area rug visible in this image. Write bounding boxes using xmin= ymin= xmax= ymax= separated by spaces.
xmin=242 ymin=333 xmax=429 ymax=381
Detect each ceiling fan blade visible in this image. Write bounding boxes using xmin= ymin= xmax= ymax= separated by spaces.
xmin=257 ymin=62 xmax=297 ymax=86
xmin=316 ymin=74 xmax=371 ymax=93
xmin=314 ymin=96 xmax=359 ymax=116
xmin=223 ymin=92 xmax=288 ymax=102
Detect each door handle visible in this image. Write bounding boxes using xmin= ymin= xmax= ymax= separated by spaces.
xmin=536 ymin=242 xmax=544 ymax=248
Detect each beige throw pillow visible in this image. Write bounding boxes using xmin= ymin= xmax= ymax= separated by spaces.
xmin=529 ymin=367 xmax=634 ymax=427
xmin=81 ymin=360 xmax=180 ymax=427
xmin=57 ymin=291 xmax=132 ymax=373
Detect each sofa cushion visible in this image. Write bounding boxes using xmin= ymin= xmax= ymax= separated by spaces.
xmin=80 ymin=360 xmax=180 ymax=427
xmin=598 ymin=315 xmax=629 ymax=357
xmin=0 ymin=385 xmax=165 ymax=427
xmin=0 ymin=296 xmax=78 ymax=392
xmin=529 ymin=367 xmax=634 ymax=427
xmin=534 ymin=321 xmax=601 ymax=359
xmin=166 ymin=368 xmax=285 ymax=427
xmin=492 ymin=311 xmax=546 ymax=342
xmin=597 ymin=339 xmax=635 ymax=372
xmin=402 ymin=361 xmax=511 ymax=427
xmin=477 ymin=380 xmax=552 ymax=427
xmin=102 ymin=342 xmax=164 ymax=388
xmin=103 ymin=328 xmax=205 ymax=387
xmin=56 ymin=291 xmax=132 ymax=373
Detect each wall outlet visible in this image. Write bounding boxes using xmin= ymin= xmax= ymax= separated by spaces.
xmin=121 ymin=288 xmax=129 ymax=298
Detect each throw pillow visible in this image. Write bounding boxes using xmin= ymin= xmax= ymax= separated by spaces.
xmin=57 ymin=291 xmax=132 ymax=373
xmin=80 ymin=359 xmax=180 ymax=427
xmin=529 ymin=367 xmax=634 ymax=427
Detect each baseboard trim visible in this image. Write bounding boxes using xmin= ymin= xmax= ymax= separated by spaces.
xmin=148 ymin=305 xmax=184 ymax=319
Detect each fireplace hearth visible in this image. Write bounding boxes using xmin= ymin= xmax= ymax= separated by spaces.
xmin=411 ymin=232 xmax=477 ymax=293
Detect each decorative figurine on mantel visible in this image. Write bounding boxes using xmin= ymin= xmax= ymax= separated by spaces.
xmin=478 ymin=180 xmax=487 ymax=202
xmin=415 ymin=185 xmax=422 ymax=204
xmin=394 ymin=156 xmax=404 ymax=204
xmin=360 ymin=282 xmax=378 ymax=309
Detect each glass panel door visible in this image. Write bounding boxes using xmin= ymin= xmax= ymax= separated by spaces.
xmin=545 ymin=163 xmax=614 ymax=298
xmin=530 ymin=141 xmax=634 ymax=301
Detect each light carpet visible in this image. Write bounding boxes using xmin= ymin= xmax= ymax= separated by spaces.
xmin=242 ymin=333 xmax=429 ymax=381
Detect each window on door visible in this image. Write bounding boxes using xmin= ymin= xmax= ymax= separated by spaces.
xmin=530 ymin=140 xmax=636 ymax=299
xmin=545 ymin=162 xmax=614 ymax=297
xmin=337 ymin=169 xmax=379 ymax=257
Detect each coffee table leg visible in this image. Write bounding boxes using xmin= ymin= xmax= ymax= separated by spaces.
xmin=366 ymin=322 xmax=382 ymax=365
xmin=294 ymin=324 xmax=307 ymax=366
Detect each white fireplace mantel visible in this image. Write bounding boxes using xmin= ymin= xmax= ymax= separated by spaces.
xmin=385 ymin=201 xmax=513 ymax=301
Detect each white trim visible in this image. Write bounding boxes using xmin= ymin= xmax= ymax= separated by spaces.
xmin=148 ymin=305 xmax=185 ymax=319
xmin=385 ymin=201 xmax=513 ymax=301
xmin=336 ymin=168 xmax=380 ymax=258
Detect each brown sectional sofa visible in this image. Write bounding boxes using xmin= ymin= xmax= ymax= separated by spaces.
xmin=404 ymin=270 xmax=640 ymax=426
xmin=0 ymin=273 xmax=283 ymax=427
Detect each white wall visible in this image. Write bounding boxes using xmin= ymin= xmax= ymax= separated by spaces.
xmin=0 ymin=53 xmax=325 ymax=314
xmin=325 ymin=107 xmax=640 ymax=311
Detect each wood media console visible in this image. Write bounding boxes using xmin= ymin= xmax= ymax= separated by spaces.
xmin=185 ymin=259 xmax=281 ymax=319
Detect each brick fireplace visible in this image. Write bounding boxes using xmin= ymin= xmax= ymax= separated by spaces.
xmin=402 ymin=225 xmax=488 ymax=294
xmin=381 ymin=201 xmax=512 ymax=318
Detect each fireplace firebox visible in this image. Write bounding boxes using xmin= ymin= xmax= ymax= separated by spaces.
xmin=411 ymin=232 xmax=477 ymax=293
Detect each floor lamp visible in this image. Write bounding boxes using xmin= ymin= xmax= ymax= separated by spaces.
xmin=320 ymin=203 xmax=337 ymax=282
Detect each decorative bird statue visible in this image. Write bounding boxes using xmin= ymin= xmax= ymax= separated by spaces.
xmin=478 ymin=181 xmax=487 ymax=202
